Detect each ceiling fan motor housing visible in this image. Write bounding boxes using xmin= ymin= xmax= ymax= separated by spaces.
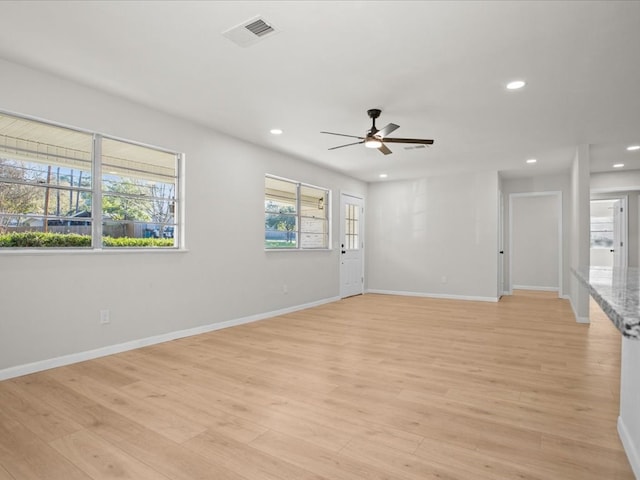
xmin=367 ymin=108 xmax=382 ymax=119
xmin=367 ymin=108 xmax=381 ymax=135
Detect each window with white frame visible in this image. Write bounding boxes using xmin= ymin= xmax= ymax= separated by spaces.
xmin=0 ymin=111 xmax=181 ymax=249
xmin=265 ymin=175 xmax=329 ymax=249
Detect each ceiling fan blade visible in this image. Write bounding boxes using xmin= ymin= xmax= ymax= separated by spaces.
xmin=378 ymin=143 xmax=392 ymax=155
xmin=328 ymin=140 xmax=365 ymax=150
xmin=375 ymin=123 xmax=400 ymax=138
xmin=382 ymin=137 xmax=434 ymax=145
xmin=320 ymin=131 xmax=365 ymax=140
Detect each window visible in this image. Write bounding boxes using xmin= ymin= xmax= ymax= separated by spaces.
xmin=265 ymin=175 xmax=329 ymax=249
xmin=101 ymin=138 xmax=178 ymax=245
xmin=344 ymin=202 xmax=360 ymax=249
xmin=0 ymin=111 xmax=181 ymax=249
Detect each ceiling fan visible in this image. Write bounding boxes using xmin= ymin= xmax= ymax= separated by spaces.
xmin=321 ymin=109 xmax=434 ymax=155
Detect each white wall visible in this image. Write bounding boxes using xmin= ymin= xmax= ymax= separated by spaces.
xmin=510 ymin=194 xmax=560 ymax=290
xmin=620 ymin=337 xmax=640 ymax=478
xmin=569 ymin=145 xmax=591 ymax=322
xmin=366 ymin=171 xmax=499 ymax=301
xmin=501 ymin=173 xmax=571 ymax=295
xmin=0 ymin=59 xmax=366 ymax=374
xmin=592 ymin=169 xmax=640 ymax=192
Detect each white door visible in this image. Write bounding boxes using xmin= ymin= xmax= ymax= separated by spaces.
xmin=612 ymin=199 xmax=623 ymax=269
xmin=498 ymin=191 xmax=504 ymax=298
xmin=612 ymin=198 xmax=627 ymax=268
xmin=340 ymin=193 xmax=364 ymax=298
xmin=590 ymin=198 xmax=627 ymax=268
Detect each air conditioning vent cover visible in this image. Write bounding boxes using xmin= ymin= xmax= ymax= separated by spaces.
xmin=245 ymin=19 xmax=274 ymax=37
xmin=222 ymin=16 xmax=278 ymax=47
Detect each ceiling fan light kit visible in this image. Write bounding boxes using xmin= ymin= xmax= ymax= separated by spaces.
xmin=364 ymin=137 xmax=382 ymax=148
xmin=321 ymin=108 xmax=434 ymax=155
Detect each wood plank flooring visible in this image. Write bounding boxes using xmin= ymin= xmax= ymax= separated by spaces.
xmin=0 ymin=291 xmax=635 ymax=479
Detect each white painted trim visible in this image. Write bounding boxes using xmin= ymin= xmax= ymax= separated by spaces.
xmin=0 ymin=296 xmax=340 ymax=381
xmin=512 ymin=285 xmax=559 ymax=292
xmin=508 ymin=191 xmax=563 ymax=298
xmin=618 ymin=416 xmax=640 ymax=479
xmin=592 ymin=185 xmax=640 ymax=194
xmin=0 ymin=248 xmax=189 ymax=256
xmin=367 ymin=289 xmax=499 ymax=303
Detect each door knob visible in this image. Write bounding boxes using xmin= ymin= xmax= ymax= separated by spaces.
xmin=341 ymin=250 xmax=346 ymax=254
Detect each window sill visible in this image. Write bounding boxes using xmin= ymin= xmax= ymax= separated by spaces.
xmin=0 ymin=247 xmax=189 ymax=256
xmin=264 ymin=248 xmax=333 ymax=253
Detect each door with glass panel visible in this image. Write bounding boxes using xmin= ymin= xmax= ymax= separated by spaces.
xmin=340 ymin=193 xmax=364 ymax=298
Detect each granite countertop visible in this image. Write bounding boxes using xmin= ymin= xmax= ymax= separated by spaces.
xmin=572 ymin=266 xmax=640 ymax=339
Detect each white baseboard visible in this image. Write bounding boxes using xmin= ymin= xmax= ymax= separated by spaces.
xmin=366 ymin=289 xmax=499 ymax=303
xmin=618 ymin=416 xmax=640 ymax=479
xmin=512 ymin=285 xmax=559 ymax=292
xmin=0 ymin=296 xmax=340 ymax=381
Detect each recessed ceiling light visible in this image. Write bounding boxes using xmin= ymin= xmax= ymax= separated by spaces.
xmin=526 ymin=158 xmax=537 ymax=164
xmin=627 ymin=145 xmax=640 ymax=151
xmin=506 ymin=80 xmax=526 ymax=90
xmin=379 ymin=173 xmax=388 ymax=179
xmin=270 ymin=128 xmax=283 ymax=135
xmin=613 ymin=163 xmax=625 ymax=168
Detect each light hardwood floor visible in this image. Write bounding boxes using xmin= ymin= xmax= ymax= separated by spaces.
xmin=0 ymin=291 xmax=635 ymax=479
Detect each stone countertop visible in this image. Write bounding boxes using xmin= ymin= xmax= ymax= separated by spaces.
xmin=573 ymin=266 xmax=640 ymax=339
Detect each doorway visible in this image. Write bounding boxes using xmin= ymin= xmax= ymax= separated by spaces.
xmin=340 ymin=193 xmax=364 ymax=298
xmin=590 ymin=197 xmax=627 ymax=268
xmin=498 ymin=191 xmax=505 ymax=298
xmin=508 ymin=192 xmax=562 ymax=296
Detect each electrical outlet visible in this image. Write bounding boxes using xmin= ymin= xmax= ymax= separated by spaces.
xmin=283 ymin=284 xmax=288 ymax=294
xmin=441 ymin=276 xmax=448 ymax=284
xmin=100 ymin=309 xmax=110 ymax=324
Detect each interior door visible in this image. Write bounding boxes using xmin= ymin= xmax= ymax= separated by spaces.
xmin=498 ymin=191 xmax=504 ymax=298
xmin=340 ymin=193 xmax=364 ymax=298
xmin=612 ymin=199 xmax=623 ymax=269
xmin=590 ymin=198 xmax=627 ymax=268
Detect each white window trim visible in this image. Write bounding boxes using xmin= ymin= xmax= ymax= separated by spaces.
xmin=0 ymin=109 xmax=185 ymax=253
xmin=264 ymin=174 xmax=332 ymax=251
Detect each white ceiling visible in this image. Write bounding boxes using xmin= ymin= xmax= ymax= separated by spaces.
xmin=0 ymin=0 xmax=638 ymax=183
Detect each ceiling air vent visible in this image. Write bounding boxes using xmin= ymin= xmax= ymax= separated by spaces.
xmin=222 ymin=16 xmax=278 ymax=47
xmin=245 ymin=19 xmax=274 ymax=37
